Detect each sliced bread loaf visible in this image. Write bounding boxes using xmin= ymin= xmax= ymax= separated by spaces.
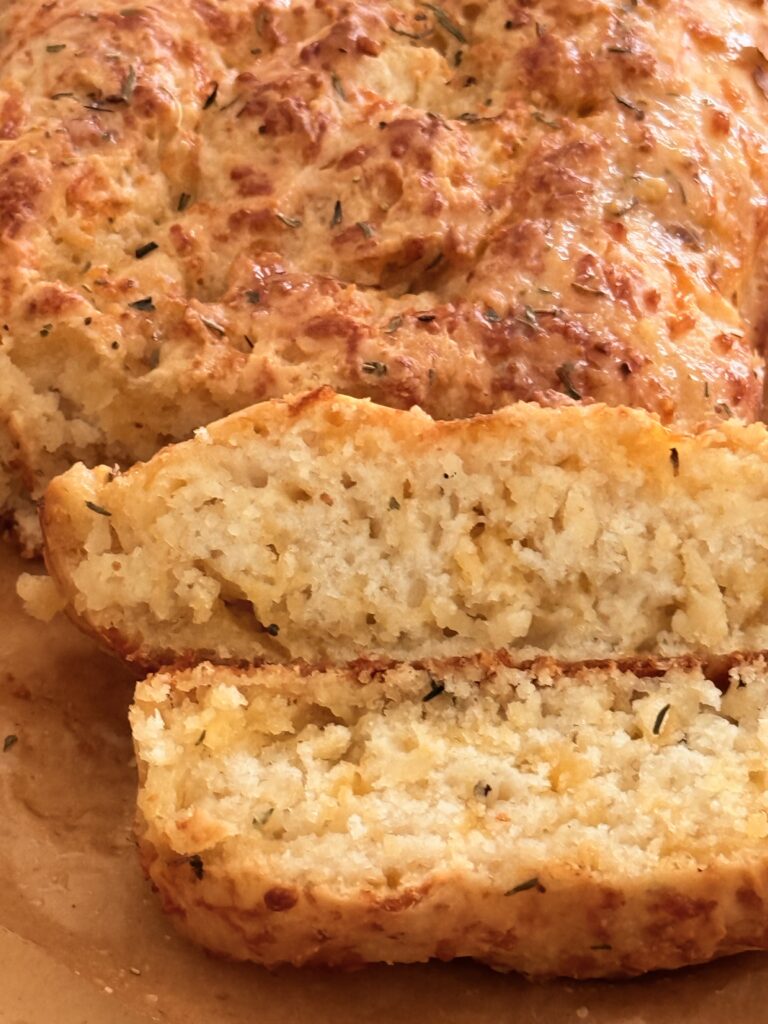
xmin=132 ymin=656 xmax=768 ymax=977
xmin=39 ymin=388 xmax=768 ymax=667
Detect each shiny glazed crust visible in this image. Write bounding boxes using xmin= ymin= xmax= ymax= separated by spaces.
xmin=2 ymin=0 xmax=768 ymax=545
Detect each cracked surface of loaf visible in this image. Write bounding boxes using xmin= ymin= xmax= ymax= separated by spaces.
xmin=132 ymin=656 xmax=768 ymax=977
xmin=37 ymin=390 xmax=768 ymax=667
xmin=1 ymin=0 xmax=768 ymax=550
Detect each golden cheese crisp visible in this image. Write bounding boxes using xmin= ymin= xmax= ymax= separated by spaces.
xmin=1 ymin=0 xmax=767 ymax=550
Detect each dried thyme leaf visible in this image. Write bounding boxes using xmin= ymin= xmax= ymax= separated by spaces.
xmin=46 ymin=43 xmax=66 ymax=53
xmin=134 ymin=241 xmax=158 ymax=259
xmin=613 ymin=93 xmax=645 ymax=120
xmin=515 ymin=305 xmax=538 ymax=328
xmin=388 ymin=496 xmax=401 ymax=510
xmin=331 ymin=199 xmax=343 ymax=228
xmin=422 ymin=677 xmax=446 ymax=702
xmin=572 ymin=281 xmax=609 ymax=298
xmin=422 ymin=3 xmax=467 ymax=44
xmin=253 ymin=807 xmax=274 ymax=827
xmin=532 ymin=110 xmax=559 ymax=129
xmin=505 ymin=877 xmax=543 ymax=896
xmin=129 ymin=296 xmax=155 ymax=311
xmin=188 ymin=854 xmax=204 ymax=879
xmin=356 ymin=220 xmax=374 ymax=239
xmin=177 ymin=192 xmax=192 ymax=211
xmin=195 ymin=730 xmax=206 ymax=745
xmin=85 ymin=500 xmax=111 ymax=516
xmin=484 ymin=307 xmax=502 ymax=322
xmin=203 ymin=82 xmax=218 ymax=109
xmin=389 ymin=25 xmax=431 ymax=40
xmin=246 ymin=290 xmax=261 ymax=304
xmin=200 ymin=315 xmax=226 ymax=337
xmin=652 ymin=704 xmax=671 ymax=735
xmin=121 ymin=65 xmax=136 ymax=102
xmin=276 ymin=211 xmax=302 ymax=228
xmin=666 ymin=169 xmax=687 ymax=205
xmin=331 ymin=73 xmax=346 ymax=100
xmin=556 ymin=362 xmax=582 ymax=401
xmin=3 ymin=734 xmax=18 ymax=752
xmin=362 ymin=360 xmax=388 ymax=376
xmin=669 ymin=447 xmax=679 ymax=476
xmin=384 ymin=316 xmax=402 ymax=333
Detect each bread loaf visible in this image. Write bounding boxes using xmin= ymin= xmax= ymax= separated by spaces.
xmin=2 ymin=0 xmax=768 ymax=551
xmin=132 ymin=655 xmax=768 ymax=977
xmin=40 ymin=389 xmax=768 ymax=667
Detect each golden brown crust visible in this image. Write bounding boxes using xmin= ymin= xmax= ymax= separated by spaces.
xmin=137 ymin=838 xmax=768 ymax=978
xmin=2 ymin=0 xmax=768 ymax=539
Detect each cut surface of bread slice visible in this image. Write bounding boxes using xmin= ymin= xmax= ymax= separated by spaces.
xmin=133 ymin=656 xmax=768 ymax=977
xmin=40 ymin=388 xmax=768 ymax=667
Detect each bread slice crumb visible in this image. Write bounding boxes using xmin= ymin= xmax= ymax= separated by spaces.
xmin=132 ymin=655 xmax=768 ymax=977
xmin=39 ymin=389 xmax=768 ymax=666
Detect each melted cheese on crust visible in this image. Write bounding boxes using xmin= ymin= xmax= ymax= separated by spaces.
xmin=0 ymin=0 xmax=767 ymax=539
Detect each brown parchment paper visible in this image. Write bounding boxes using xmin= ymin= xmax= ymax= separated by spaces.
xmin=2 ymin=543 xmax=768 ymax=1024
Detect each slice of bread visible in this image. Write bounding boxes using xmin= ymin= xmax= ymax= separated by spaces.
xmin=40 ymin=388 xmax=768 ymax=668
xmin=132 ymin=656 xmax=768 ymax=977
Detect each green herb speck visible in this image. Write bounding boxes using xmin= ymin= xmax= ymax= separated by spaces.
xmin=556 ymin=362 xmax=582 ymax=400
xmin=134 ymin=241 xmax=158 ymax=260
xmin=422 ymin=3 xmax=467 ymax=43
xmin=276 ymin=211 xmax=302 ymax=229
xmin=652 ymin=704 xmax=671 ymax=736
xmin=203 ymin=82 xmax=218 ymax=109
xmin=362 ymin=360 xmax=388 ymax=376
xmin=422 ymin=677 xmax=446 ymax=702
xmin=505 ymin=877 xmax=543 ymax=896
xmin=85 ymin=500 xmax=112 ymax=517
xmin=188 ymin=854 xmax=204 ymax=879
